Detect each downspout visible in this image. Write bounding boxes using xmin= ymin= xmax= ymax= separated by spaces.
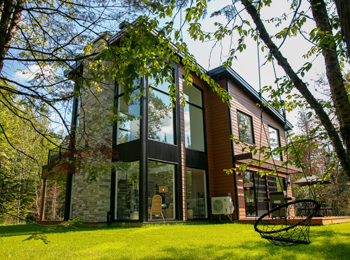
xmin=226 ymin=79 xmax=239 ymax=220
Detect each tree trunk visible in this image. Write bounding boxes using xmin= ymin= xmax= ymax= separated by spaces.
xmin=334 ymin=0 xmax=350 ymax=59
xmin=0 ymin=0 xmax=24 ymax=72
xmin=310 ymin=0 xmax=350 ymax=175
xmin=240 ymin=0 xmax=350 ymax=179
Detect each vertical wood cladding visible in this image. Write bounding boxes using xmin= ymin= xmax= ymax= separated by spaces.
xmin=209 ymin=80 xmax=235 ymax=209
xmin=227 ymin=79 xmax=290 ymax=219
xmin=178 ymin=66 xmax=236 ymax=219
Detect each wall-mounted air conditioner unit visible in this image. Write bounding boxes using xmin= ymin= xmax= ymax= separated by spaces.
xmin=211 ymin=196 xmax=234 ymax=215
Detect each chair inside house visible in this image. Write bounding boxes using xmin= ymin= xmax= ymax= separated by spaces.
xmin=148 ymin=195 xmax=164 ymax=220
xmin=269 ymin=191 xmax=287 ymax=218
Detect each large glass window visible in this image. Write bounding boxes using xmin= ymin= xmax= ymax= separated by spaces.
xmin=268 ymin=126 xmax=281 ymax=160
xmin=148 ymin=78 xmax=174 ymax=144
xmin=243 ymin=171 xmax=268 ymax=217
xmin=148 ymin=161 xmax=175 ymax=220
xmin=186 ymin=168 xmax=207 ymax=219
xmin=115 ymin=161 xmax=140 ymax=220
xmin=243 ymin=171 xmax=256 ymax=216
xmin=183 ymin=83 xmax=205 ymax=152
xmin=237 ymin=111 xmax=254 ymax=144
xmin=115 ymin=79 xmax=141 ymax=144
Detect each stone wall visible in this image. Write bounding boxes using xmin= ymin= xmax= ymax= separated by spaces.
xmin=71 ymin=38 xmax=114 ymax=222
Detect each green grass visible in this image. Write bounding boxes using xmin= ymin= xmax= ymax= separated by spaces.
xmin=1 ymin=222 xmax=350 ymax=259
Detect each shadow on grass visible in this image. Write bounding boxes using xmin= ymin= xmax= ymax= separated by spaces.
xmin=0 ymin=224 xmax=121 ymax=238
xmin=142 ymin=230 xmax=350 ymax=260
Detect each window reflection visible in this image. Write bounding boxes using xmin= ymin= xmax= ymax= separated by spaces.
xmin=183 ymin=83 xmax=205 ymax=151
xmin=237 ymin=111 xmax=254 ymax=143
xmin=148 ymin=88 xmax=174 ymax=144
xmin=186 ymin=168 xmax=207 ymax=219
xmin=268 ymin=126 xmax=281 ymax=160
xmin=115 ymin=161 xmax=140 ymax=220
xmin=116 ymin=86 xmax=141 ymax=145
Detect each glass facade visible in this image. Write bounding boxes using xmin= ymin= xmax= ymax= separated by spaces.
xmin=183 ymin=83 xmax=205 ymax=152
xmin=148 ymin=161 xmax=175 ymax=220
xmin=148 ymin=79 xmax=174 ymax=144
xmin=237 ymin=111 xmax=254 ymax=144
xmin=186 ymin=168 xmax=207 ymax=219
xmin=115 ymin=80 xmax=141 ymax=145
xmin=268 ymin=126 xmax=281 ymax=160
xmin=115 ymin=161 xmax=140 ymax=220
xmin=243 ymin=171 xmax=268 ymax=217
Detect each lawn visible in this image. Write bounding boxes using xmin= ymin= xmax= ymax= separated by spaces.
xmin=1 ymin=222 xmax=350 ymax=259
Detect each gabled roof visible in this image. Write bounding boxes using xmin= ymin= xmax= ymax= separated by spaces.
xmin=65 ymin=22 xmax=293 ymax=130
xmin=208 ymin=66 xmax=293 ymax=130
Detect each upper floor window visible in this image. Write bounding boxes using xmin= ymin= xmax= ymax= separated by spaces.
xmin=268 ymin=126 xmax=281 ymax=160
xmin=115 ymin=78 xmax=141 ymax=145
xmin=237 ymin=111 xmax=254 ymax=144
xmin=148 ymin=77 xmax=174 ymax=144
xmin=183 ymin=81 xmax=205 ymax=152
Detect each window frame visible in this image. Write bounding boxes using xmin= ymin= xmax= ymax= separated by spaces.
xmin=268 ymin=125 xmax=282 ymax=161
xmin=114 ymin=79 xmax=142 ymax=145
xmin=147 ymin=74 xmax=176 ymax=145
xmin=237 ymin=110 xmax=255 ymax=144
xmin=183 ymin=81 xmax=206 ymax=152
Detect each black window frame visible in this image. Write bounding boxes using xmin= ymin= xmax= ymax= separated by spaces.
xmin=268 ymin=125 xmax=282 ymax=161
xmin=114 ymin=79 xmax=142 ymax=146
xmin=147 ymin=71 xmax=176 ymax=145
xmin=182 ymin=80 xmax=206 ymax=153
xmin=237 ymin=110 xmax=255 ymax=144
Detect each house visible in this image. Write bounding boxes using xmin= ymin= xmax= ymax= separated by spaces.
xmin=40 ymin=25 xmax=301 ymax=225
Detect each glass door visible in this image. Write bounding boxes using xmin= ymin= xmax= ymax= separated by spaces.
xmin=147 ymin=161 xmax=175 ymax=220
xmin=243 ymin=171 xmax=268 ymax=217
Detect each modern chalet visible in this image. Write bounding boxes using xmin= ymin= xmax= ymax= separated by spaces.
xmin=40 ymin=27 xmax=301 ymax=225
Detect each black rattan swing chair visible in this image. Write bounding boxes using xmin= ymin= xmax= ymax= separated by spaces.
xmin=252 ymin=45 xmax=320 ymax=246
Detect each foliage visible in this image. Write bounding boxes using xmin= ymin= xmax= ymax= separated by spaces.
xmin=0 ymin=88 xmax=57 ymax=223
xmin=1 ymin=223 xmax=350 ymax=259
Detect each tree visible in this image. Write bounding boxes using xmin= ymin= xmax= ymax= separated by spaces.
xmin=293 ymin=108 xmax=350 ymax=215
xmin=0 ymin=91 xmax=55 ymax=223
xmin=132 ymin=0 xmax=350 ymax=178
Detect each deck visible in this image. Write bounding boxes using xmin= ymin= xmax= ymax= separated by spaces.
xmin=239 ymin=216 xmax=350 ymax=225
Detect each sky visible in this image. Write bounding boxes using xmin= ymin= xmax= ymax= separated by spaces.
xmin=167 ymin=0 xmax=333 ymax=131
xmin=4 ymin=0 xmax=340 ymax=135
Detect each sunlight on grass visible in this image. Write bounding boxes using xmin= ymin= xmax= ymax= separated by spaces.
xmin=1 ymin=223 xmax=350 ymax=259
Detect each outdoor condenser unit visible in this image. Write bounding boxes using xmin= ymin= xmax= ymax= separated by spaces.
xmin=211 ymin=196 xmax=234 ymax=215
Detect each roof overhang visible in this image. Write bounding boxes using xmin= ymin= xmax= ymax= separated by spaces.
xmin=235 ymin=152 xmax=301 ymax=174
xmin=208 ymin=66 xmax=293 ymax=131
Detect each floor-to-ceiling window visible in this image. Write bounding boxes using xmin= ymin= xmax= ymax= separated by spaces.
xmin=148 ymin=77 xmax=174 ymax=144
xmin=243 ymin=171 xmax=268 ymax=217
xmin=147 ymin=161 xmax=175 ymax=220
xmin=115 ymin=161 xmax=140 ymax=220
xmin=186 ymin=168 xmax=207 ymax=219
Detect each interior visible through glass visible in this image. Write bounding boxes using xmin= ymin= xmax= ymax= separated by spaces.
xmin=148 ymin=161 xmax=175 ymax=220
xmin=186 ymin=168 xmax=207 ymax=219
xmin=115 ymin=161 xmax=140 ymax=220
